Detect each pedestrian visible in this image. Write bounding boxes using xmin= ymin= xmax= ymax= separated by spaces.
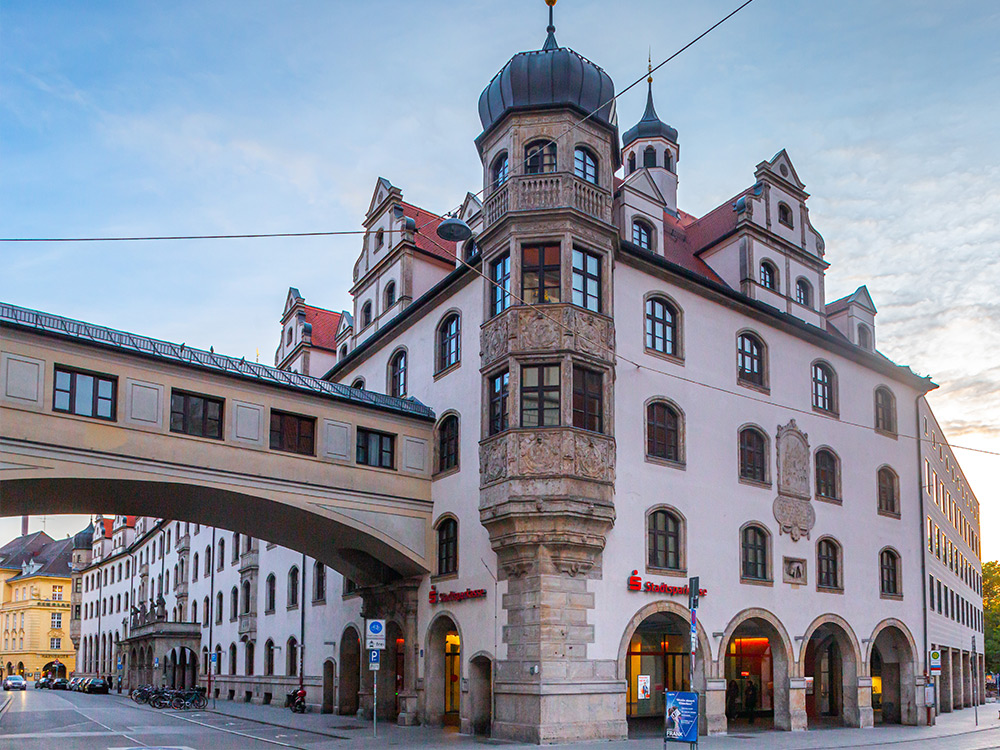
xmin=744 ymin=680 xmax=757 ymax=725
xmin=726 ymin=680 xmax=738 ymax=719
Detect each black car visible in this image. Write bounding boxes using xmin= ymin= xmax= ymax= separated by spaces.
xmin=85 ymin=678 xmax=109 ymax=694
xmin=50 ymin=678 xmax=70 ymax=690
xmin=35 ymin=676 xmax=50 ymax=689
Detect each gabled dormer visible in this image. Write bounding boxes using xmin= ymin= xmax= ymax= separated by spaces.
xmin=826 ymin=285 xmax=877 ymax=351
xmin=458 ymin=192 xmax=484 ymax=262
xmin=617 ymin=167 xmax=667 ymax=255
xmin=274 ymin=287 xmax=342 ymax=377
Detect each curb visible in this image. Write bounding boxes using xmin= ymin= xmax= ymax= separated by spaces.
xmin=0 ymin=694 xmax=12 ymax=723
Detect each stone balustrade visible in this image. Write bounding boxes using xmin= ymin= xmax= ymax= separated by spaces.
xmin=483 ymin=173 xmax=612 ymax=229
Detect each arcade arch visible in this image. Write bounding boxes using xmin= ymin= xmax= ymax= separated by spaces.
xmin=425 ymin=612 xmax=462 ymax=727
xmin=867 ymin=619 xmax=918 ymax=725
xmin=798 ymin=614 xmax=865 ymax=728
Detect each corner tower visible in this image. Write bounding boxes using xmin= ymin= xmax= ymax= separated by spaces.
xmin=475 ymin=2 xmax=624 ymax=742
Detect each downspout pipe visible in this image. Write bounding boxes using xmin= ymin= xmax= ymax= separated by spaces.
xmin=915 ymin=395 xmax=932 ymax=722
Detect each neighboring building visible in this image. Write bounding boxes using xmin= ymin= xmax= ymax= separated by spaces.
xmin=0 ymin=529 xmax=82 ymax=680
xmin=68 ymin=524 xmax=93 ymax=653
xmin=274 ymin=288 xmax=345 ymax=376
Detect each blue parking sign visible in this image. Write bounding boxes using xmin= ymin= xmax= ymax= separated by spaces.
xmin=369 ymin=649 xmax=380 ymax=665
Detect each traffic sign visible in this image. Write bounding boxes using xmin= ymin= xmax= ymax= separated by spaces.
xmin=154 ymin=657 xmax=159 ymax=668
xmin=211 ymin=652 xmax=218 ymax=663
xmin=929 ymin=649 xmax=942 ymax=675
xmin=369 ymin=649 xmax=380 ymax=671
xmin=366 ymin=619 xmax=387 ymax=650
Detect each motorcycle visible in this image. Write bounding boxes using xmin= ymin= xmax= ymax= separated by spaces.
xmin=289 ymin=687 xmax=307 ymax=713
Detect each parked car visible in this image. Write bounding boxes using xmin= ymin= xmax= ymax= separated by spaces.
xmin=34 ymin=676 xmax=50 ymax=689
xmin=77 ymin=678 xmax=93 ymax=692
xmin=67 ymin=677 xmax=81 ymax=691
xmin=3 ymin=675 xmax=27 ymax=691
xmin=50 ymin=678 xmax=70 ymax=690
xmin=85 ymin=678 xmax=109 ymax=694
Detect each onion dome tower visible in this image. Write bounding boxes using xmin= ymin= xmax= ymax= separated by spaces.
xmin=622 ymin=60 xmax=679 ymax=211
xmin=475 ymin=1 xmax=625 ymax=743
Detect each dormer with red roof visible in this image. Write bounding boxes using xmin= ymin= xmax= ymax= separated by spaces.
xmin=90 ymin=516 xmax=111 ymax=562
xmin=274 ymin=287 xmax=344 ymax=377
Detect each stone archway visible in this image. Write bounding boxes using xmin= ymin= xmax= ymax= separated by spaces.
xmin=322 ymin=659 xmax=336 ymax=714
xmin=468 ymin=652 xmax=493 ymax=736
xmin=867 ymin=619 xmax=918 ymax=726
xmin=339 ymin=625 xmax=360 ymax=715
xmin=717 ymin=608 xmax=798 ymax=732
xmin=424 ymin=611 xmax=462 ymax=728
xmin=618 ymin=600 xmax=712 ymax=737
xmin=798 ymin=614 xmax=866 ymax=728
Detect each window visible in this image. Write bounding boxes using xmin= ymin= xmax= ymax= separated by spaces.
xmin=361 ymin=302 xmax=373 ymax=328
xmin=739 ymin=428 xmax=767 ymax=483
xmin=463 ymin=238 xmax=478 ymax=261
xmin=490 ymin=253 xmax=511 ymax=317
xmin=203 ymin=596 xmax=210 ymax=626
xmin=877 ymin=466 xmax=899 ymax=515
xmin=574 ymin=147 xmax=597 ymax=184
xmin=229 ymin=643 xmax=237 ymax=675
xmin=741 ymin=525 xmax=769 ymax=581
xmin=51 ymin=612 xmax=62 ymax=629
xmin=265 ymin=574 xmax=276 ymax=612
xmin=287 ymin=637 xmax=298 ymax=676
xmin=241 ymin=580 xmax=251 ymax=613
xmin=388 ymin=350 xmax=406 ymax=397
xmin=192 ymin=553 xmax=199 ymax=581
xmin=815 ymin=449 xmax=840 ymax=501
xmin=437 ymin=518 xmax=458 ymax=576
xmin=522 ymin=244 xmax=560 ymax=304
xmin=52 ymin=585 xmax=63 ymax=601
xmin=288 ymin=566 xmax=299 ymax=608
xmin=245 ymin=641 xmax=255 ymax=676
xmin=632 ymin=220 xmax=651 ymax=250
xmin=817 ymin=538 xmax=840 ymax=589
xmin=340 ymin=345 xmax=348 ymax=360
xmin=351 ymin=378 xmax=364 ymax=390
xmin=880 ymin=549 xmax=900 ymax=595
xmin=264 ymin=640 xmax=275 ymax=676
xmin=313 ymin=562 xmax=326 ymax=602
xmin=521 ymin=364 xmax=560 ymax=428
xmin=648 ymin=509 xmax=681 ymax=570
xmin=215 ymin=592 xmax=223 ymax=624
xmin=645 ymin=297 xmax=677 ymax=355
xmin=875 ymin=387 xmax=897 ymax=434
xmin=230 ymin=587 xmax=238 ymax=620
xmin=858 ymin=324 xmax=872 ymax=350
xmin=795 ymin=279 xmax=812 ymax=307
xmin=811 ymin=362 xmax=837 ymax=413
xmin=778 ymin=202 xmax=794 ymax=228
xmin=759 ymin=261 xmax=777 ymax=291
xmin=384 ymin=282 xmax=396 ymax=309
xmin=53 ymin=366 xmax=116 ymax=420
xmin=572 ymin=366 xmax=603 ymax=433
xmin=269 ymin=410 xmax=315 ymax=455
xmin=356 ymin=427 xmax=395 ymax=469
xmin=438 ymin=415 xmax=459 ymax=473
xmin=437 ymin=314 xmax=461 ymax=372
xmin=50 ymin=637 xmax=62 ymax=650
xmin=571 ymin=248 xmax=601 ymax=312
xmin=643 ymin=145 xmax=656 ymax=168
xmin=627 ymin=152 xmax=636 ymax=174
xmin=232 ymin=532 xmax=240 ymax=563
xmin=646 ymin=401 xmax=680 ymax=463
xmin=286 ymin=327 xmax=293 ymax=345
xmin=488 ymin=371 xmax=509 ymax=435
xmin=737 ymin=333 xmax=765 ymax=386
xmin=217 ymin=538 xmax=225 ymax=571
xmin=524 ymin=140 xmax=556 ymax=174
xmin=375 ymin=228 xmax=384 ymax=248
xmin=491 ymin=152 xmax=509 ymax=190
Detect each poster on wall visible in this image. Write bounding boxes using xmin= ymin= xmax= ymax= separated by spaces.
xmin=638 ymin=675 xmax=651 ymax=700
xmin=664 ymin=691 xmax=699 ymax=743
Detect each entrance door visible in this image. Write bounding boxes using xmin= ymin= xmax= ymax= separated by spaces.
xmin=444 ymin=631 xmax=461 ymax=727
xmin=626 ymin=613 xmax=691 ymax=720
xmin=394 ymin=641 xmax=405 ymax=715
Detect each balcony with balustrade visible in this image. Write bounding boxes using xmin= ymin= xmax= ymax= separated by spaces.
xmin=483 ymin=173 xmax=612 ymax=229
xmin=239 ymin=549 xmax=259 ymax=573
xmin=238 ymin=612 xmax=257 ymax=636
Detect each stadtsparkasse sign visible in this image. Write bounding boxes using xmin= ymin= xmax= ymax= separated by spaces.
xmin=429 ymin=585 xmax=487 ymax=605
xmin=628 ymin=570 xmax=707 ymax=597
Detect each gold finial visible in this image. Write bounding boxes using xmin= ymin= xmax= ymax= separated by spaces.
xmin=648 ymin=48 xmax=653 ymax=84
xmin=545 ymin=0 xmax=557 ymax=7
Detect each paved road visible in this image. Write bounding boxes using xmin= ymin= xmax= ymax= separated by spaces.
xmin=3 ymin=687 xmax=1000 ymax=749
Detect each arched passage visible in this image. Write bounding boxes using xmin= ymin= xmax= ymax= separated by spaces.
xmin=718 ymin=608 xmax=796 ymax=732
xmin=322 ymin=659 xmax=336 ymax=714
xmin=339 ymin=625 xmax=361 ymax=715
xmin=425 ymin=612 xmax=461 ymax=728
xmin=798 ymin=615 xmax=865 ymax=728
xmin=868 ymin=620 xmax=917 ymax=726
xmin=468 ymin=652 xmax=493 ymax=737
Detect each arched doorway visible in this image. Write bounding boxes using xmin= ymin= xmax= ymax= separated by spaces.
xmin=719 ymin=610 xmax=794 ymax=731
xmin=339 ymin=626 xmax=360 ymax=715
xmin=425 ymin=613 xmax=461 ymax=728
xmin=43 ymin=660 xmax=67 ymax=679
xmin=322 ymin=659 xmax=336 ymax=714
xmin=368 ymin=621 xmax=405 ymax=720
xmin=869 ymin=621 xmax=917 ymax=725
xmin=469 ymin=654 xmax=492 ymax=736
xmin=800 ymin=617 xmax=863 ymax=728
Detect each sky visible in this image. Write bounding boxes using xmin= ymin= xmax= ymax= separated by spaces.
xmin=1 ymin=1 xmax=998 ymax=555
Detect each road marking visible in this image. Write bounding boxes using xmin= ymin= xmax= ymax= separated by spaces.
xmin=162 ymin=712 xmax=308 ymax=749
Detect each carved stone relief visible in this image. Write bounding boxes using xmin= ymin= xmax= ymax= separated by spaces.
xmin=773 ymin=419 xmax=815 ymax=540
xmin=480 ymin=436 xmax=508 ymax=485
xmin=481 ymin=313 xmax=509 ymax=366
xmin=782 ymin=557 xmax=807 ymax=585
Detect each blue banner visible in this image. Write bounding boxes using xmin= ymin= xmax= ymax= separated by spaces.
xmin=664 ymin=691 xmax=699 ymax=744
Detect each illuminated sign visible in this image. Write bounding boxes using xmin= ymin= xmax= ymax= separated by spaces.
xmin=628 ymin=571 xmax=707 ymax=597
xmin=429 ymin=585 xmax=486 ymax=605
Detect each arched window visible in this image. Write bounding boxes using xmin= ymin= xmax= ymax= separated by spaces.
xmin=759 ymin=261 xmax=777 ymax=291
xmin=817 ymin=538 xmax=841 ymax=590
xmin=215 ymin=592 xmax=223 ymax=624
xmin=646 ymin=401 xmax=681 ymax=463
xmin=288 ymin=566 xmax=299 ymax=608
xmin=491 ymin=152 xmax=509 ymax=189
xmin=361 ymin=302 xmax=373 ymax=329
xmin=875 ymin=387 xmax=897 ymax=434
xmin=287 ymin=636 xmax=298 ymax=676
xmin=217 ymin=538 xmax=225 ymax=571
xmin=232 ymin=533 xmax=240 ymax=563
xmin=264 ymin=640 xmax=275 ymax=676
xmin=632 ymin=220 xmax=651 ymax=251
xmin=265 ymin=574 xmax=276 ymax=612
xmin=524 ymin=140 xmax=556 ymax=174
xmin=229 ymin=643 xmax=237 ymax=676
xmin=437 ymin=314 xmax=461 ymax=372
xmin=230 ymin=587 xmax=238 ymax=620
xmin=340 ymin=345 xmax=348 ymax=360
xmin=737 ymin=333 xmax=766 ymax=386
xmin=245 ymin=640 xmax=255 ymax=676
xmin=202 ymin=646 xmax=209 ymax=675
xmin=815 ymin=449 xmax=840 ymax=501
xmin=351 ymin=378 xmax=365 ymax=390
xmin=204 ymin=547 xmax=212 ymax=577
xmin=648 ymin=509 xmax=682 ymax=570
xmin=739 ymin=427 xmax=767 ymax=483
xmin=627 ymin=152 xmax=636 ymax=174
xmin=643 ymin=145 xmax=656 ymax=168
xmin=241 ymin=580 xmax=251 ymax=614
xmin=877 ymin=466 xmax=899 ymax=515
xmin=741 ymin=525 xmax=769 ymax=581
xmin=313 ymin=561 xmax=326 ymax=602
xmin=384 ymin=282 xmax=396 ymax=310
xmin=858 ymin=324 xmax=872 ymax=350
xmin=191 ymin=600 xmax=198 ymax=623
xmin=645 ymin=297 xmax=677 ymax=355
xmin=795 ymin=279 xmax=812 ymax=307
xmin=778 ymin=202 xmax=794 ymax=228
xmin=438 ymin=414 xmax=459 ymax=473
xmin=880 ymin=549 xmax=900 ymax=595
xmin=463 ymin=238 xmax=478 ymax=261
xmin=664 ymin=150 xmax=673 ymax=171
xmin=202 ymin=596 xmax=210 ymax=626
xmin=811 ymin=362 xmax=837 ymax=413
xmin=388 ymin=350 xmax=406 ymax=397
xmin=574 ymin=147 xmax=598 ymax=184
xmin=436 ymin=517 xmax=458 ymax=576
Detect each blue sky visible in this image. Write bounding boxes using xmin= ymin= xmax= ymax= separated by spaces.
xmin=2 ymin=1 xmax=998 ymax=555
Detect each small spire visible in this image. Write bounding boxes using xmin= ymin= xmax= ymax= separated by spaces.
xmin=648 ymin=48 xmax=653 ymax=84
xmin=542 ymin=0 xmax=558 ymax=50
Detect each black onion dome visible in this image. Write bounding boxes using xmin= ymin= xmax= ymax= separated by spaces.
xmin=477 ymin=30 xmax=618 ymax=144
xmin=622 ymin=82 xmax=677 ymax=147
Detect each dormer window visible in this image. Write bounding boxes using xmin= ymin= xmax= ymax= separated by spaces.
xmin=627 ymin=152 xmax=636 ymax=174
xmin=573 ymin=147 xmax=598 ymax=184
xmin=858 ymin=324 xmax=872 ymax=350
xmin=759 ymin=261 xmax=777 ymax=291
xmin=643 ymin=146 xmax=656 ymax=168
xmin=491 ymin=152 xmax=509 ymax=190
xmin=778 ymin=202 xmax=794 ymax=228
xmin=339 ymin=345 xmax=348 ymax=360
xmin=286 ymin=328 xmax=293 ymax=345
xmin=375 ymin=229 xmax=384 ymax=248
xmin=463 ymin=238 xmax=478 ymax=261
xmin=361 ymin=302 xmax=373 ymax=329
xmin=524 ymin=140 xmax=556 ymax=174
xmin=632 ymin=220 xmax=652 ymax=251
xmin=795 ymin=278 xmax=812 ymax=307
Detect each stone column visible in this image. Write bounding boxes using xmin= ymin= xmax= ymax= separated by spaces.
xmin=953 ymin=649 xmax=964 ymax=710
xmin=787 ymin=677 xmax=808 ymax=731
xmin=963 ymin=651 xmax=973 ymax=707
xmin=857 ymin=675 xmax=874 ymax=728
xmin=939 ymin=647 xmax=953 ymax=712
xmin=705 ymin=679 xmax=728 ymax=734
xmin=395 ymin=581 xmax=420 ymax=726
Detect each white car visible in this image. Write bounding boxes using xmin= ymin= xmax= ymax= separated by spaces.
xmin=2 ymin=675 xmax=27 ymax=690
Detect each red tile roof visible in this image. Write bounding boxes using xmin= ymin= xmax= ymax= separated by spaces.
xmin=659 ymin=207 xmax=728 ymax=284
xmin=401 ymin=202 xmax=458 ymax=263
xmin=303 ymin=305 xmax=342 ymax=352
